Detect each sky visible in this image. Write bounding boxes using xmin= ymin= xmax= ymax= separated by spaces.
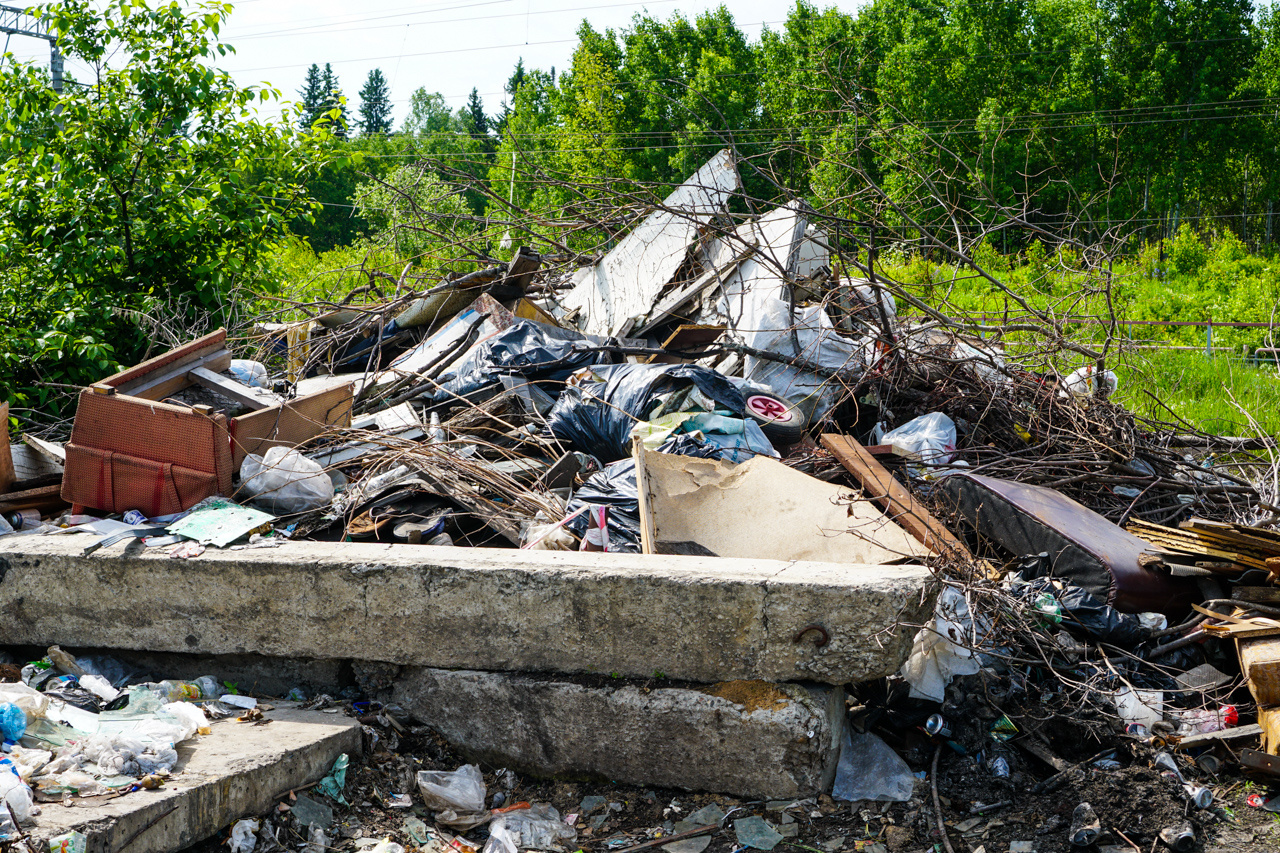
xmin=3 ymin=0 xmax=865 ymax=126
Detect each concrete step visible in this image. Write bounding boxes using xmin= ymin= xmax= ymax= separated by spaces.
xmin=28 ymin=706 xmax=362 ymax=853
xmin=0 ymin=537 xmax=934 ymax=686
xmin=380 ymin=668 xmax=846 ymax=799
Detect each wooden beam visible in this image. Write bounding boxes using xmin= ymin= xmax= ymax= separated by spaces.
xmin=188 ymin=366 xmax=274 ymax=411
xmin=633 ymin=438 xmax=656 ymax=556
xmin=0 ymin=402 xmax=13 ymax=495
xmin=820 ymin=432 xmax=971 ymax=560
xmin=22 ymin=433 xmax=66 ymax=465
xmin=1240 ymin=635 xmax=1280 ymax=705
xmin=115 ymin=347 xmax=232 ymax=401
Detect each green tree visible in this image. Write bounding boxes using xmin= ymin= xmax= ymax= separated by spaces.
xmin=298 ymin=63 xmax=326 ymax=130
xmin=319 ymin=62 xmax=349 ymax=138
xmin=354 ymin=164 xmax=476 ymax=270
xmin=357 ymin=68 xmax=393 ymax=136
xmin=465 ymin=87 xmax=489 ymax=140
xmin=0 ymin=0 xmax=323 ymax=413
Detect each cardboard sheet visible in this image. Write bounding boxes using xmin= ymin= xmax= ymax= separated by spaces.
xmin=636 ymin=448 xmax=930 ymax=564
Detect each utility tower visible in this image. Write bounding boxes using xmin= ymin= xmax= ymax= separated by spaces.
xmin=0 ymin=3 xmax=61 ymax=92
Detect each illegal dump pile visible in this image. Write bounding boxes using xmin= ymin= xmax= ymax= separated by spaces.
xmin=5 ymin=149 xmax=1280 ymax=851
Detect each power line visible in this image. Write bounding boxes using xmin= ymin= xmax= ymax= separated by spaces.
xmin=231 ymin=0 xmax=678 ymax=42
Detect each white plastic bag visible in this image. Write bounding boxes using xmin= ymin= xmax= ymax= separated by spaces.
xmin=240 ymin=447 xmax=334 ymax=514
xmin=161 ymin=702 xmax=210 ymax=740
xmin=482 ymin=804 xmax=577 ymax=853
xmin=416 ymin=764 xmax=486 ymax=814
xmin=900 ymin=586 xmax=982 ymax=702
xmin=1062 ymin=365 xmax=1118 ymax=398
xmin=832 ymin=729 xmax=914 ymax=802
xmin=229 ymin=818 xmax=260 ymax=853
xmin=0 ymin=682 xmax=49 ymax=725
xmin=0 ymin=758 xmax=35 ymax=824
xmin=229 ymin=360 xmax=269 ymax=388
xmin=79 ymin=674 xmax=120 ymax=703
xmin=882 ymin=412 xmax=957 ymax=466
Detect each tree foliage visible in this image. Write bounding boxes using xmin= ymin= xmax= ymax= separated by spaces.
xmin=357 ymin=68 xmax=393 ymax=136
xmin=0 ymin=0 xmax=323 ymax=415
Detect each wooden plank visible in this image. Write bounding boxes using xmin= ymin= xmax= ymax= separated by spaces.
xmin=0 ymin=483 xmax=65 ymax=513
xmin=22 ymin=434 xmax=66 ymax=465
xmin=645 ymin=324 xmax=725 ymax=364
xmin=115 ymin=347 xmax=232 ymax=401
xmin=0 ymin=402 xmax=13 ymax=495
xmin=1239 ymin=635 xmax=1280 ymax=705
xmin=633 ymin=438 xmax=656 ymax=556
xmin=820 ymin=433 xmax=971 ymax=559
xmin=188 ymin=366 xmax=273 ymax=411
xmin=1236 ymin=587 xmax=1280 ymax=604
xmin=1260 ymin=707 xmax=1280 ymax=756
xmin=99 ymin=328 xmax=226 ymax=389
xmin=1176 ymin=723 xmax=1263 ymax=750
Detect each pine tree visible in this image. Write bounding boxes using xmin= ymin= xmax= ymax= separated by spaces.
xmin=357 ymin=68 xmax=393 ymax=136
xmin=318 ymin=63 xmax=349 ymax=138
xmin=465 ymin=87 xmax=488 ymax=139
xmin=297 ymin=63 xmax=325 ymax=130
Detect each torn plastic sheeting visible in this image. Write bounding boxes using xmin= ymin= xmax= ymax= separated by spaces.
xmin=714 ymin=203 xmax=869 ymax=420
xmin=940 ymin=473 xmax=1198 ymax=615
xmin=900 ymin=586 xmax=983 ymax=703
xmin=560 ymin=148 xmax=741 ymax=336
xmin=546 ymin=363 xmax=745 ymax=462
xmin=1016 ymin=577 xmax=1152 ymax=647
xmin=832 ymin=728 xmax=914 ymax=803
xmin=419 ymin=320 xmax=615 ymax=409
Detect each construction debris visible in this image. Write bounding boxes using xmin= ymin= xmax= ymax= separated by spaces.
xmin=5 ymin=148 xmax=1280 ymax=852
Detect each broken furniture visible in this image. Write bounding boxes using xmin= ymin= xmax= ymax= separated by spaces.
xmin=61 ymin=329 xmax=352 ymax=516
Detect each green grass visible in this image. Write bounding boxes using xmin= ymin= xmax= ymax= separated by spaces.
xmin=1113 ymin=349 xmax=1280 ymax=436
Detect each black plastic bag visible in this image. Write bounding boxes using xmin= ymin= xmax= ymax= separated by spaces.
xmin=421 ymin=320 xmax=616 ymax=408
xmin=545 ymin=363 xmax=745 ymax=462
xmin=1020 ymin=577 xmax=1151 ymax=647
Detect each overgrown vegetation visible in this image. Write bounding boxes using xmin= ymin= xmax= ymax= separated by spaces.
xmin=2 ymin=0 xmax=1279 ymax=431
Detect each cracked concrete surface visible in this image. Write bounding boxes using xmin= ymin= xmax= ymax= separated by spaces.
xmin=0 ymin=537 xmax=935 ymax=685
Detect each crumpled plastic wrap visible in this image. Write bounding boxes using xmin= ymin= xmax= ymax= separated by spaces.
xmin=900 ymin=586 xmax=983 ymax=703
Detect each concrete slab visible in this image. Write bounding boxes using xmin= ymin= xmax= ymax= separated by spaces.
xmin=0 ymin=537 xmax=934 ymax=685
xmin=28 ymin=706 xmax=362 ymax=853
xmin=384 ymin=668 xmax=846 ymax=799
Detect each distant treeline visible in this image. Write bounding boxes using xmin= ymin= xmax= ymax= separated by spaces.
xmin=300 ymin=0 xmax=1280 ymax=255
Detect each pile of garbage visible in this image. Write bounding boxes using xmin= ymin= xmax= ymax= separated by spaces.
xmin=5 ymin=148 xmax=1280 ymax=850
xmin=0 ymin=646 xmax=267 ymax=846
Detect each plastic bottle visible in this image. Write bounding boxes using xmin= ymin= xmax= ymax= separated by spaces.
xmin=136 ymin=679 xmax=218 ymax=703
xmin=364 ymin=464 xmax=413 ymax=496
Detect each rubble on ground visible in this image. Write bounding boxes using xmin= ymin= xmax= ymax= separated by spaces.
xmin=5 ymin=149 xmax=1280 ymax=852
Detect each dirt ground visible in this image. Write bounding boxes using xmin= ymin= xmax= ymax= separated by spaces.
xmin=185 ymin=703 xmax=1280 ymax=853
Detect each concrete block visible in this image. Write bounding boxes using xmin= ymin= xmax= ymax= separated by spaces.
xmin=388 ymin=668 xmax=846 ymax=800
xmin=0 ymin=537 xmax=934 ymax=685
xmin=29 ymin=706 xmax=362 ymax=853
